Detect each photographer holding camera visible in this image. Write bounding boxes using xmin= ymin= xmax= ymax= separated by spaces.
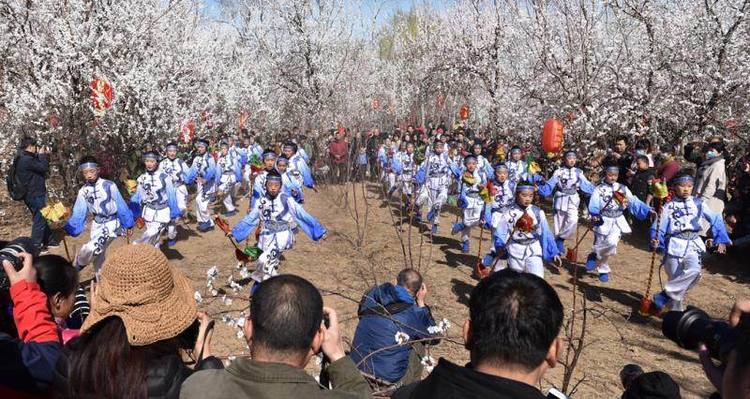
xmin=698 ymin=298 xmax=750 ymax=399
xmin=12 ymin=137 xmax=55 ymax=252
xmin=0 ymin=243 xmax=63 ymax=396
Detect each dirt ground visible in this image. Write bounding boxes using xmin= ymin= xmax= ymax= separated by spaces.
xmin=2 ymin=182 xmax=749 ymax=398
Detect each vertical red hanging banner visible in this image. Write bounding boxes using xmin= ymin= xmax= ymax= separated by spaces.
xmin=541 ymin=118 xmax=564 ymax=154
xmin=90 ymin=77 xmax=114 ymax=116
xmin=459 ymin=105 xmax=470 ymax=121
xmin=179 ymin=119 xmax=195 ymax=144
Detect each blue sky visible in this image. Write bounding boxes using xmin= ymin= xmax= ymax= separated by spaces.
xmin=202 ymin=0 xmax=447 ymax=25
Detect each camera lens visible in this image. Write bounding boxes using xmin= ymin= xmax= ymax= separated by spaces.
xmin=0 ymin=237 xmax=36 ymax=290
xmin=662 ymin=306 xmax=737 ymax=362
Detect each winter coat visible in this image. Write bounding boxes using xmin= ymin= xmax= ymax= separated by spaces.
xmin=349 ymin=283 xmax=437 ymax=383
xmin=180 ymin=356 xmax=372 ymax=399
xmin=392 ymin=358 xmax=546 ymax=399
xmin=15 ymin=151 xmax=49 ymax=198
xmin=0 ymin=280 xmax=62 ymax=396
xmin=693 ymin=156 xmax=727 ymax=215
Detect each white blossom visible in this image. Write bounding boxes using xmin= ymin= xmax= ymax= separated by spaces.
xmin=394 ymin=331 xmax=410 ymax=345
xmin=193 ymin=291 xmax=203 ymax=304
xmin=420 ymin=355 xmax=437 ymax=373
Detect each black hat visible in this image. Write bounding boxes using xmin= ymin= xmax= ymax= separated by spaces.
xmin=622 ymin=371 xmax=681 ymax=399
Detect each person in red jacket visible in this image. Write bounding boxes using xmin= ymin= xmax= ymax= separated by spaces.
xmin=0 ymin=249 xmax=62 ymax=396
xmin=328 ymin=129 xmax=350 ymax=184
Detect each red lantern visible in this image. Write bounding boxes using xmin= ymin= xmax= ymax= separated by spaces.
xmin=179 ymin=119 xmax=195 ymax=144
xmin=459 ymin=105 xmax=470 ymax=120
xmin=541 ymin=118 xmax=564 ymax=154
xmin=90 ymin=78 xmax=114 ymax=115
xmin=371 ymin=98 xmax=380 ymax=110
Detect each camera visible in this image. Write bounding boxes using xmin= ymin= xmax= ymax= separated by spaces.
xmin=0 ymin=237 xmax=36 ymax=290
xmin=662 ymin=306 xmax=744 ymax=363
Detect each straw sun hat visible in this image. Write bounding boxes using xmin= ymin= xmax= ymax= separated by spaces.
xmin=81 ymin=244 xmax=197 ymax=346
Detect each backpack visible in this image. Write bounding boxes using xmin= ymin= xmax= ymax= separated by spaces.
xmin=6 ymin=156 xmax=26 ymax=201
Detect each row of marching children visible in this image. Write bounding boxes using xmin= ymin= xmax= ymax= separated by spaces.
xmin=61 ymin=137 xmax=325 ymax=287
xmin=375 ymin=137 xmax=731 ymax=314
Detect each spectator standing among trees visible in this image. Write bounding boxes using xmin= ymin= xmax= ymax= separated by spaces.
xmin=329 ymin=129 xmax=349 ymax=184
xmin=693 ymin=142 xmax=728 ymax=236
xmin=13 ymin=137 xmax=55 ymax=253
xmin=604 ymin=135 xmax=634 ymax=186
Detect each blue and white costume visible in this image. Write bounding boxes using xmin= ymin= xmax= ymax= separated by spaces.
xmin=483 ymin=173 xmax=516 ymax=231
xmin=130 ymin=169 xmax=181 ymax=247
xmin=287 ymin=152 xmax=315 ymax=190
xmin=415 ymin=151 xmax=461 ymax=232
xmin=382 ymin=153 xmax=401 ymax=197
xmin=538 ymin=163 xmax=595 ymax=250
xmin=159 ymin=154 xmax=189 ymax=242
xmin=185 ymin=144 xmax=218 ymax=230
xmin=452 ymin=161 xmax=487 ymax=252
xmin=241 ymin=142 xmax=264 ymax=185
xmin=651 ymin=195 xmax=730 ymax=311
xmin=490 ymin=202 xmax=559 ymax=278
xmin=586 ymin=180 xmax=651 ymax=280
xmin=216 ymin=149 xmax=243 ymax=215
xmin=474 ymin=153 xmax=494 ymax=183
xmin=395 ymin=150 xmax=417 ymax=200
xmin=231 ymin=191 xmax=326 ymax=283
xmin=506 ymin=158 xmax=527 ymax=185
xmin=64 ymin=177 xmax=134 ymax=273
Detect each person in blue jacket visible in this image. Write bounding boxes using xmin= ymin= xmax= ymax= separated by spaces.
xmin=650 ymin=170 xmax=731 ymax=312
xmin=349 ymin=269 xmax=440 ymax=384
xmin=64 ymin=156 xmax=134 ymax=274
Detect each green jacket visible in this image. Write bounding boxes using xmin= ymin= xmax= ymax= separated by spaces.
xmin=180 ymin=356 xmax=372 ymax=399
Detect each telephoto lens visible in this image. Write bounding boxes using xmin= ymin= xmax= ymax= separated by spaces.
xmin=0 ymin=237 xmax=37 ymax=290
xmin=662 ymin=306 xmax=737 ymax=363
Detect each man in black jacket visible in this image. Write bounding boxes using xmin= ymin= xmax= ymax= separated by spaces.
xmin=392 ymin=270 xmax=564 ymax=399
xmin=15 ymin=137 xmax=53 ymax=252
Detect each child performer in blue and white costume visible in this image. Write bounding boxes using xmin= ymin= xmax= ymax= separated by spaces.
xmin=275 ymin=156 xmax=304 ymax=203
xmin=470 ymin=143 xmax=494 ymax=182
xmin=585 ymin=165 xmax=652 ymax=282
xmin=395 ymin=142 xmax=417 ymax=209
xmin=282 ymin=141 xmax=315 ymax=192
xmin=216 ymin=140 xmax=243 ymax=217
xmin=483 ymin=163 xmax=516 ymax=231
xmin=129 ymin=151 xmax=181 ymax=247
xmin=185 ymin=139 xmax=218 ymax=232
xmin=251 ymin=149 xmax=279 ymax=208
xmin=415 ymin=141 xmax=461 ymax=234
xmin=229 ymin=169 xmax=326 ymax=284
xmin=64 ymin=156 xmax=134 ymax=274
xmin=451 ymin=155 xmax=487 ymax=253
xmin=506 ymin=146 xmax=527 ymax=185
xmin=159 ymin=142 xmax=189 ymax=246
xmin=650 ymin=171 xmax=730 ymax=312
xmin=538 ymin=150 xmax=595 ymax=253
xmin=241 ymin=135 xmax=264 ymax=190
xmin=382 ymin=149 xmax=401 ymax=198
xmin=488 ymin=182 xmax=560 ymax=277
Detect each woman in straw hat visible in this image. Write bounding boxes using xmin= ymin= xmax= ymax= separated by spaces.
xmin=57 ymin=244 xmax=223 ymax=399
